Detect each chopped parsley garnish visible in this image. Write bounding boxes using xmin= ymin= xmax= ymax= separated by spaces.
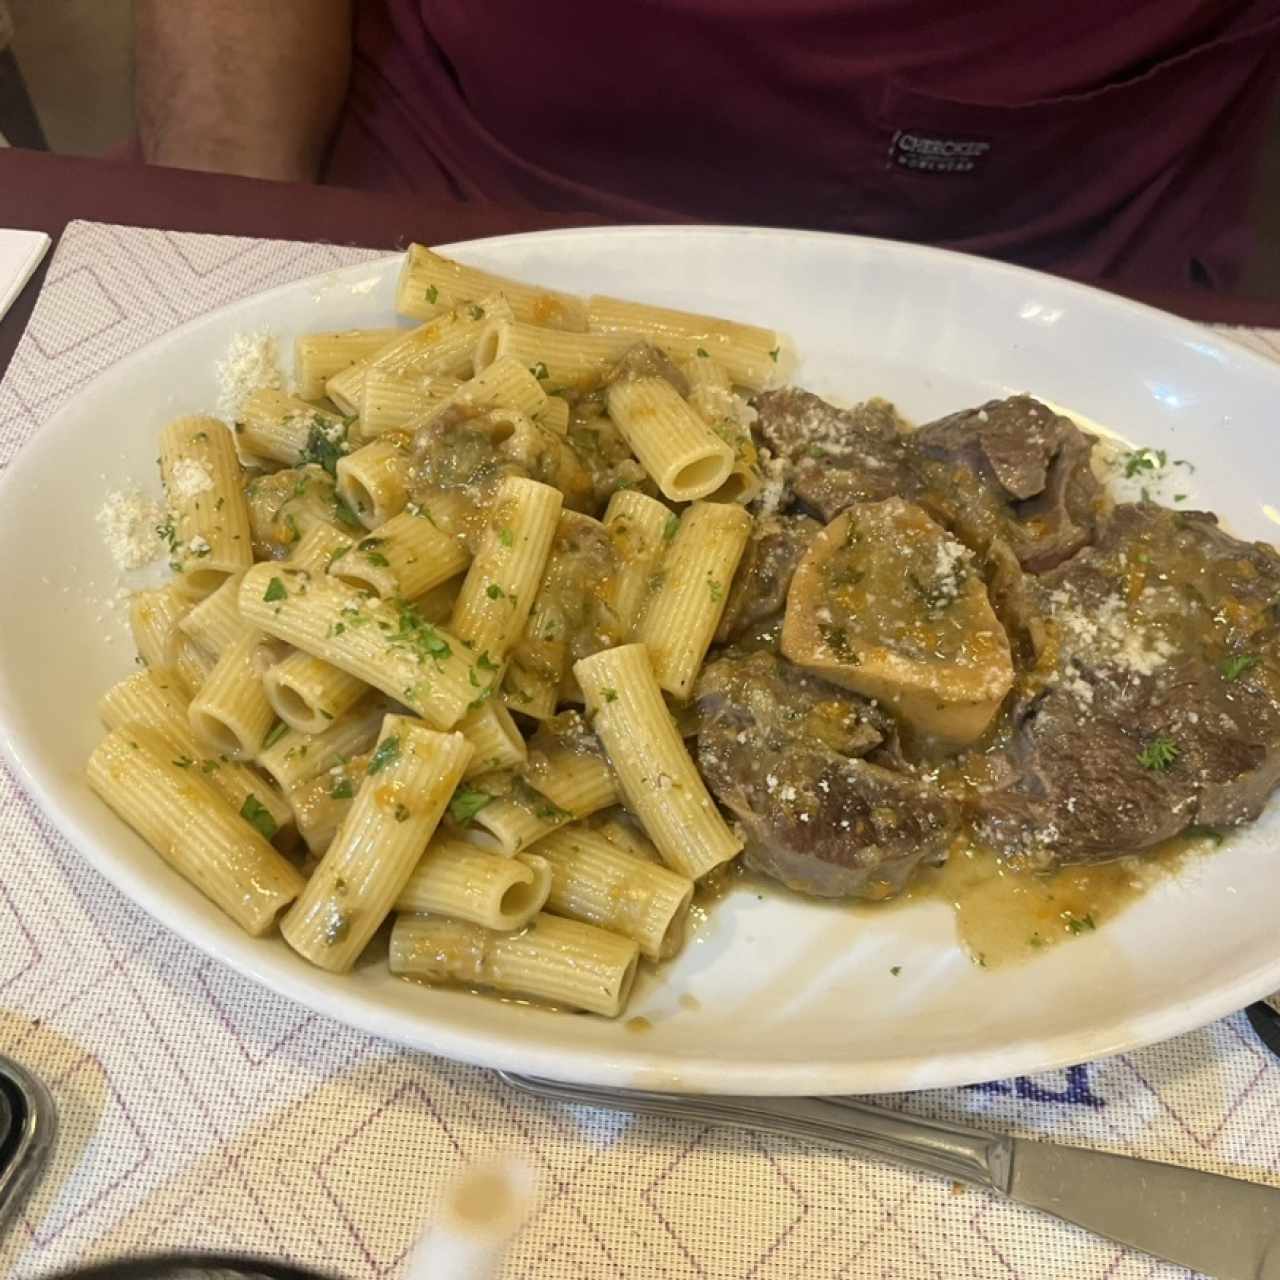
xmin=535 ymin=799 xmax=570 ymax=821
xmin=155 ymin=518 xmax=178 ymax=554
xmin=390 ymin=598 xmax=452 ymax=666
xmin=332 ymin=494 xmax=363 ymax=530
xmin=468 ymin=303 xmax=485 ymax=320
xmin=486 ymin=583 xmax=505 ymax=600
xmin=328 ymin=544 xmax=351 ymax=567
xmin=1220 ymin=654 xmax=1258 ymax=681
xmin=707 ymin=578 xmax=723 ymax=602
xmin=240 ymin=795 xmax=278 ymax=840
xmin=172 ymin=755 xmax=194 ymax=769
xmin=1064 ymin=912 xmax=1096 ymax=935
xmin=367 ymin=736 xmax=401 ymax=775
xmin=768 ymin=346 xmax=780 ymax=363
xmin=262 ymin=721 xmax=289 ymax=750
xmin=329 ymin=776 xmax=354 ymax=800
xmin=476 ymin=652 xmax=499 ymax=672
xmin=263 ymin=576 xmax=287 ymax=603
xmin=663 ymin=514 xmax=679 ymax=542
xmin=499 ymin=526 xmax=514 ymax=547
xmin=449 ymin=786 xmax=494 ymax=825
xmin=301 ymin=421 xmax=346 ymax=476
xmin=530 ymin=361 xmax=550 ymax=381
xmin=1122 ymin=447 xmax=1167 ymax=478
xmin=394 ymin=802 xmax=411 ymax=823
xmin=602 ymin=687 xmax=619 ymax=703
xmin=696 ymin=347 xmax=709 ymax=358
xmin=889 ymin=965 xmax=901 ymax=976
xmin=1029 ymin=933 xmax=1045 ymax=949
xmin=425 ymin=284 xmax=439 ymax=304
xmin=199 ymin=759 xmax=219 ymax=774
xmin=1137 ymin=735 xmax=1179 ymax=771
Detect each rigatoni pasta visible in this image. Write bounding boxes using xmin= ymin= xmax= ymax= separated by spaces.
xmin=389 ymin=912 xmax=638 ymax=1017
xmin=397 ymin=243 xmax=587 ymax=331
xmin=281 ymin=715 xmax=472 ymax=972
xmin=395 ymin=836 xmax=550 ymax=930
xmin=635 ymin=500 xmax=752 ymax=699
xmin=574 ymin=644 xmax=742 ymax=878
xmin=86 ymin=242 xmax=810 ymax=1020
xmin=159 ymin=416 xmax=254 ymax=598
xmin=88 ymin=729 xmax=303 ymax=936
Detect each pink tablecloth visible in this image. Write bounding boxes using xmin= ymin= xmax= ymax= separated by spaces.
xmin=2 ymin=222 xmax=1278 ymax=1280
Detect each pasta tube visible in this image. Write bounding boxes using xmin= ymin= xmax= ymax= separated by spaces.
xmin=88 ymin=729 xmax=303 ymax=935
xmin=395 ymin=835 xmax=550 ymax=930
xmin=237 ymin=389 xmax=351 ymax=468
xmin=328 ymin=500 xmax=470 ymax=600
xmin=460 ymin=748 xmax=619 ymax=855
xmin=449 ymin=476 xmax=562 ymax=664
xmin=178 ymin=571 xmax=245 ymax=660
xmin=457 ymin=700 xmax=527 ymax=778
xmin=680 ymin=354 xmax=763 ymax=504
xmin=605 ymin=375 xmax=733 ymax=502
xmin=257 ymin=698 xmax=385 ymax=791
xmin=474 ymin=321 xmax=638 ymax=393
xmin=574 ymin=644 xmax=741 ymax=878
xmin=263 ymin=650 xmax=367 ymax=734
xmin=98 ymin=669 xmax=293 ymax=837
xmin=294 ymin=328 xmax=402 ymax=400
xmin=128 ymin=586 xmax=192 ymax=670
xmin=418 ymin=354 xmax=549 ymax=425
xmin=603 ymin=489 xmax=676 ymax=633
xmin=396 ymin=244 xmax=587 ymax=331
xmin=361 ymin=369 xmax=462 ymax=436
xmin=239 ymin=564 xmax=491 ymax=730
xmin=326 ymin=295 xmax=513 ymax=413
xmin=281 ymin=716 xmax=472 ymax=971
xmin=525 ymin=826 xmax=693 ymax=960
xmin=188 ymin=627 xmax=284 ymax=758
xmin=172 ymin=635 xmax=215 ymax=697
xmin=635 ymin=501 xmax=751 ymax=698
xmin=334 ymin=433 xmax=413 ymax=530
xmin=389 ymin=912 xmax=638 ymax=1017
xmin=586 ymin=294 xmax=790 ymax=391
xmin=288 ymin=751 xmax=369 ymax=855
xmin=159 ymin=416 xmax=254 ymax=598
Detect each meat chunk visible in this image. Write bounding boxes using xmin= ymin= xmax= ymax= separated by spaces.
xmin=715 ymin=512 xmax=820 ymax=644
xmin=977 ymin=503 xmax=1280 ymax=864
xmin=605 ymin=341 xmax=690 ymax=397
xmin=696 ymin=650 xmax=958 ymax=897
xmin=909 ymin=395 xmax=1107 ymax=572
xmin=753 ymin=390 xmax=912 ymax=521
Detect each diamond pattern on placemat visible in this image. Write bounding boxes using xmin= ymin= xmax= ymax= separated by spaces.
xmin=1 ymin=222 xmax=1279 ymax=1279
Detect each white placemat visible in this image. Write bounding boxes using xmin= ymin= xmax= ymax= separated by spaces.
xmin=2 ymin=221 xmax=1278 ymax=1280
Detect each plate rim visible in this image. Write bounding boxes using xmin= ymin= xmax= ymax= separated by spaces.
xmin=3 ymin=223 xmax=1280 ymax=1094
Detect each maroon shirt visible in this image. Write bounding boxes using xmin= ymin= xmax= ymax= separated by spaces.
xmin=325 ymin=1 xmax=1280 ymax=288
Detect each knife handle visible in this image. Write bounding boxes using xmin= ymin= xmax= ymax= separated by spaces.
xmin=499 ymin=1075 xmax=1012 ymax=1193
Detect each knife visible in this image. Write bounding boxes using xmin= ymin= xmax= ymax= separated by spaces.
xmin=500 ymin=1072 xmax=1280 ymax=1279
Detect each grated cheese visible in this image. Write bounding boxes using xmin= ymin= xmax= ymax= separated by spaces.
xmin=216 ymin=330 xmax=282 ymax=422
xmin=96 ymin=489 xmax=167 ymax=570
xmin=169 ymin=458 xmax=214 ymax=500
xmin=1048 ymin=588 xmax=1174 ymax=676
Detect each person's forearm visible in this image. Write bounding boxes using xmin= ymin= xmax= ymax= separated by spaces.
xmin=136 ymin=0 xmax=352 ymax=183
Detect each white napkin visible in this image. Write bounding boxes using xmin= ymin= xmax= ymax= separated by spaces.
xmin=0 ymin=228 xmax=51 ymax=325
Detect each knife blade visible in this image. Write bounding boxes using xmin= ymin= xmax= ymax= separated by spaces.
xmin=1008 ymin=1137 xmax=1280 ymax=1280
xmin=501 ymin=1073 xmax=1280 ymax=1279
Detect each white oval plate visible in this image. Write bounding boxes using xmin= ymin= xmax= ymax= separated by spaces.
xmin=3 ymin=226 xmax=1279 ymax=1095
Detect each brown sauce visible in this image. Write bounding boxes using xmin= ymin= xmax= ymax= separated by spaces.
xmin=861 ymin=829 xmax=1217 ymax=967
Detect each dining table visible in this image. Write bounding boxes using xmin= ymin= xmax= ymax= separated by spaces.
xmin=4 ymin=143 xmax=1280 ymax=1280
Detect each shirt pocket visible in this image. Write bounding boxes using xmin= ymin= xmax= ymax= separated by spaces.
xmin=872 ymin=12 xmax=1280 ymax=246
